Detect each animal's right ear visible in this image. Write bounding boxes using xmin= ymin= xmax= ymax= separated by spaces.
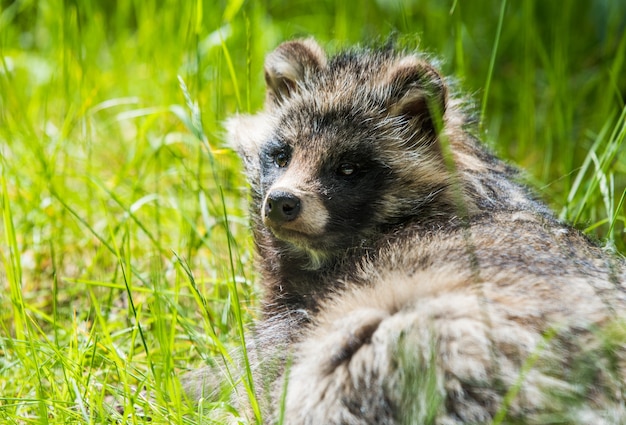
xmin=264 ymin=38 xmax=327 ymax=107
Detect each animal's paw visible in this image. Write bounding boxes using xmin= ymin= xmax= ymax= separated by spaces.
xmin=280 ymin=308 xmax=393 ymax=424
xmin=323 ymin=308 xmax=388 ymax=373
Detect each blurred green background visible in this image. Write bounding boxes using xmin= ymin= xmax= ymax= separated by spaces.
xmin=1 ymin=0 xmax=625 ymax=423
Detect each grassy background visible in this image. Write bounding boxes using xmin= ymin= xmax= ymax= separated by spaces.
xmin=1 ymin=0 xmax=625 ymax=423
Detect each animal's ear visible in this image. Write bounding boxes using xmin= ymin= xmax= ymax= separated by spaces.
xmin=264 ymin=38 xmax=327 ymax=107
xmin=385 ymin=56 xmax=447 ymax=135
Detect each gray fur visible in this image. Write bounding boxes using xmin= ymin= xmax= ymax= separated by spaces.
xmin=186 ymin=39 xmax=626 ymax=424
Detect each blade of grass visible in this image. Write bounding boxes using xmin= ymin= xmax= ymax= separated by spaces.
xmin=220 ymin=186 xmax=262 ymax=424
xmin=479 ymin=0 xmax=507 ymax=130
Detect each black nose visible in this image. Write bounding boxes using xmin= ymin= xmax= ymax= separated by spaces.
xmin=265 ymin=191 xmax=301 ymax=224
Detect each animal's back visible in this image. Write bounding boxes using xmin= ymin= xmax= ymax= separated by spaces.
xmin=283 ymin=211 xmax=626 ymax=424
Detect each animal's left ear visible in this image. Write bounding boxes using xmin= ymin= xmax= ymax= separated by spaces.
xmin=385 ymin=56 xmax=447 ymax=135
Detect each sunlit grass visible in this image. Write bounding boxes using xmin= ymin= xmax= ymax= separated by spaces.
xmin=1 ymin=0 xmax=625 ymax=423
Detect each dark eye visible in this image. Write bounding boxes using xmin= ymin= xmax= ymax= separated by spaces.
xmin=273 ymin=151 xmax=290 ymax=168
xmin=337 ymin=163 xmax=357 ymax=176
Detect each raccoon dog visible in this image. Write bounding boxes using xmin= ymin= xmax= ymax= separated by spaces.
xmin=186 ymin=39 xmax=626 ymax=424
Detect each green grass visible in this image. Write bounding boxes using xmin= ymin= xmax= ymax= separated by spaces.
xmin=1 ymin=0 xmax=625 ymax=423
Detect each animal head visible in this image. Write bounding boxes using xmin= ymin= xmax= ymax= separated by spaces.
xmin=228 ymin=39 xmax=464 ymax=265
